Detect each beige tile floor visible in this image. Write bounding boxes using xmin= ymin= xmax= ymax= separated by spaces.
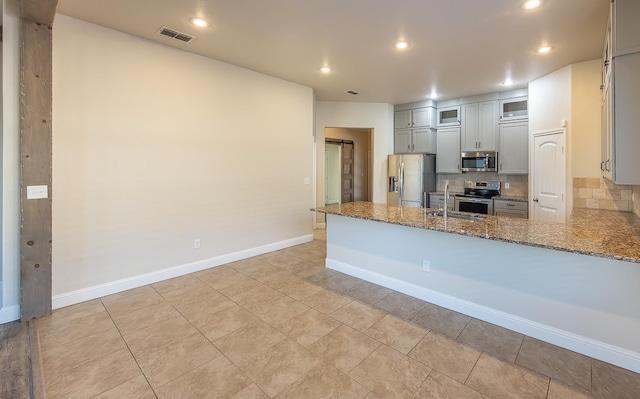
xmin=37 ymin=229 xmax=640 ymax=399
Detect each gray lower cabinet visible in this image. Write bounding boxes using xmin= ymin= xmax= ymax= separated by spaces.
xmin=429 ymin=193 xmax=454 ymax=211
xmin=494 ymin=199 xmax=528 ymax=219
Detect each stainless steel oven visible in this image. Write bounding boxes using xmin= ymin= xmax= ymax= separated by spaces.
xmin=454 ymin=196 xmax=494 ymax=215
xmin=454 ymin=181 xmax=501 ymax=215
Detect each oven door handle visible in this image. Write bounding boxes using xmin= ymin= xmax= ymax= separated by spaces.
xmin=458 ymin=198 xmax=491 ymax=203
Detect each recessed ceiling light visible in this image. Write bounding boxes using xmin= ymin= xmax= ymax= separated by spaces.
xmin=502 ymin=79 xmax=515 ymax=86
xmin=522 ymin=0 xmax=543 ymax=10
xmin=320 ymin=66 xmax=331 ymax=73
xmin=537 ymin=46 xmax=552 ymax=54
xmin=394 ymin=41 xmax=410 ymax=49
xmin=190 ymin=18 xmax=210 ymax=27
xmin=427 ymin=92 xmax=440 ymax=99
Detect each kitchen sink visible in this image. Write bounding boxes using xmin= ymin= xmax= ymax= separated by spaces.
xmin=425 ymin=210 xmax=487 ymax=221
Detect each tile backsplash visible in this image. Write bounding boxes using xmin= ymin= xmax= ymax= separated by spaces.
xmin=573 ymin=177 xmax=633 ymax=212
xmin=436 ymin=173 xmax=528 ymax=197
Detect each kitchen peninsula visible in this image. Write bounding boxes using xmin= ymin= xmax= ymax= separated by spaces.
xmin=312 ymin=202 xmax=640 ymax=373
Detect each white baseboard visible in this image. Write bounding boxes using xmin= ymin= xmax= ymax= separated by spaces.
xmin=53 ymin=234 xmax=313 ymax=310
xmin=0 ymin=305 xmax=20 ymax=324
xmin=327 ymin=258 xmax=640 ymax=374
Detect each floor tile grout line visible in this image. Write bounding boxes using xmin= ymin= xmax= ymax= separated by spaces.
xmin=463 ymin=349 xmax=484 ymax=386
xmin=148 ymin=285 xmax=269 ymax=396
xmin=544 ymin=378 xmax=552 ymax=399
xmin=38 ymin=324 xmax=133 ymax=385
xmin=95 ymin=297 xmax=160 ymax=399
xmin=454 ymin=316 xmax=472 ymax=341
xmin=103 ymin=284 xmax=247 ymax=395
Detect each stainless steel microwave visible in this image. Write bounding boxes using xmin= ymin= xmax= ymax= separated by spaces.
xmin=461 ymin=151 xmax=498 ymax=172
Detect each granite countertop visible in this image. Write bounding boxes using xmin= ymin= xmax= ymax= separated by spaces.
xmin=312 ymin=201 xmax=640 ymax=263
xmin=493 ymin=195 xmax=528 ymax=202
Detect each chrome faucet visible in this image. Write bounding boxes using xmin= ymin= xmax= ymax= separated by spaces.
xmin=444 ymin=180 xmax=449 ymax=219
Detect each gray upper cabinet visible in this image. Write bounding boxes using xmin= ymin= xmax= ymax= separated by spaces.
xmin=436 ymin=127 xmax=461 ymax=173
xmin=611 ymin=0 xmax=640 ymax=54
xmin=394 ymin=104 xmax=436 ymax=154
xmin=498 ymin=121 xmax=528 ymax=174
xmin=394 ymin=129 xmax=412 ymax=153
xmin=461 ymin=100 xmax=498 ymax=152
xmin=394 ymin=110 xmax=412 ymax=129
xmin=601 ymin=0 xmax=640 ymax=184
xmin=394 ymin=107 xmax=435 ymax=129
xmin=394 ymin=128 xmax=436 ymax=154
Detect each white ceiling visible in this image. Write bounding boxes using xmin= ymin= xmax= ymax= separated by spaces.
xmin=56 ymin=0 xmax=608 ymax=104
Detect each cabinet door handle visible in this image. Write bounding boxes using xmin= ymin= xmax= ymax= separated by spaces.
xmin=533 ymin=198 xmax=539 ymax=202
xmin=506 ymin=203 xmax=515 ymax=207
xmin=458 ymin=163 xmax=460 ymax=171
xmin=500 ymin=163 xmax=503 ymax=170
xmin=412 ymin=143 xmax=415 ymax=150
xmin=605 ymin=160 xmax=611 ymax=172
xmin=407 ymin=145 xmax=410 ymax=151
xmin=600 ymin=161 xmax=605 ymax=171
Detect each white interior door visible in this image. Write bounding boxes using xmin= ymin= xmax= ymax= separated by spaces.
xmin=532 ymin=131 xmax=566 ymax=222
xmin=325 ymin=144 xmax=341 ymax=205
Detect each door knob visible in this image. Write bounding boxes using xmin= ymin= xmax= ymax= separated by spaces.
xmin=533 ymin=198 xmax=539 ymax=202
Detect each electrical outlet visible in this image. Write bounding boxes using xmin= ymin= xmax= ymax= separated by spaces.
xmin=505 ymin=182 xmax=510 ymax=189
xmin=194 ymin=239 xmax=201 ymax=249
xmin=422 ymin=259 xmax=430 ymax=272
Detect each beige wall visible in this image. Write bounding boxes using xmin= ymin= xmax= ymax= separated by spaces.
xmin=314 ymin=101 xmax=393 ymax=225
xmin=571 ymin=60 xmax=602 ymax=178
xmin=325 ymin=128 xmax=372 ymax=202
xmin=52 ymin=15 xmax=314 ymax=296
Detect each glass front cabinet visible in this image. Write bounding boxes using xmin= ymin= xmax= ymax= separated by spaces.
xmin=499 ymin=96 xmax=528 ymax=122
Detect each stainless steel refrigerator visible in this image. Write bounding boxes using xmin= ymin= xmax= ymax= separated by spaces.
xmin=387 ymin=154 xmax=437 ymax=207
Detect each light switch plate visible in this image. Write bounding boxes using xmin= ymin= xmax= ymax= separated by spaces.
xmin=304 ymin=177 xmax=310 ymax=185
xmin=27 ymin=185 xmax=48 ymax=199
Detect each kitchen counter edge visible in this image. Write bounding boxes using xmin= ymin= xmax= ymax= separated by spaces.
xmin=312 ymin=202 xmax=640 ymax=264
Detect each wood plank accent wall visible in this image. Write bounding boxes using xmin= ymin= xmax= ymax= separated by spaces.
xmin=20 ymin=0 xmax=57 ymax=320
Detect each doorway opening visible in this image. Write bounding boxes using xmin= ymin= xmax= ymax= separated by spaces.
xmin=325 ymin=139 xmax=356 ymax=205
xmin=323 ymin=127 xmax=373 ymax=206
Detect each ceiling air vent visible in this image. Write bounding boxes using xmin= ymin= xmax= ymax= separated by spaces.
xmin=345 ymin=90 xmax=359 ymax=95
xmin=157 ymin=26 xmax=195 ymax=43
